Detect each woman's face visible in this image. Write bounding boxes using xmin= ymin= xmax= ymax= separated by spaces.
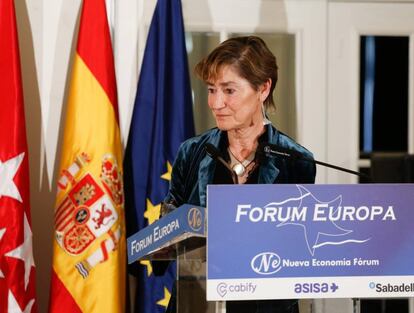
xmin=207 ymin=66 xmax=268 ymax=131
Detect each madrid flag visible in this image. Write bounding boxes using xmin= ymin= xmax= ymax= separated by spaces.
xmin=49 ymin=0 xmax=126 ymax=312
xmin=0 ymin=0 xmax=38 ymax=312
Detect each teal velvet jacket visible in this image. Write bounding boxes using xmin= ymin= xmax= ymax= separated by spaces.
xmin=165 ymin=124 xmax=316 ymax=208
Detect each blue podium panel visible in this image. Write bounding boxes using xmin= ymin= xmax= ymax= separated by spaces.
xmin=127 ymin=204 xmax=205 ymax=264
xmin=207 ymin=184 xmax=414 ymax=301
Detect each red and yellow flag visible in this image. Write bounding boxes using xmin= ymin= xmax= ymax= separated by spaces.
xmin=49 ymin=0 xmax=125 ymax=312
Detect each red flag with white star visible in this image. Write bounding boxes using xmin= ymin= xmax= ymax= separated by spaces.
xmin=0 ymin=0 xmax=38 ymax=312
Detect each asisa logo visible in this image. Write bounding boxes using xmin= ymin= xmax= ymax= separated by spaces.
xmin=294 ymin=282 xmax=339 ymax=294
xmin=251 ymin=252 xmax=282 ymax=275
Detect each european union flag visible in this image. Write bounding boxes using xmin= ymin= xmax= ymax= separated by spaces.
xmin=123 ymin=0 xmax=195 ymax=312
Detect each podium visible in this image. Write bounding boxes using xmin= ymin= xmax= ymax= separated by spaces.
xmin=128 ymin=184 xmax=414 ymax=312
xmin=127 ymin=204 xmax=215 ymax=312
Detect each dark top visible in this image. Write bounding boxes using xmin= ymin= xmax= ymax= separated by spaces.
xmin=164 ymin=124 xmax=316 ymax=208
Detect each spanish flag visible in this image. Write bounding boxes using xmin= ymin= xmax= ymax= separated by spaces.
xmin=49 ymin=0 xmax=125 ymax=312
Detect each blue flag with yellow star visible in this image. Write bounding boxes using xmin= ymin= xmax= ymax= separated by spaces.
xmin=123 ymin=0 xmax=195 ymax=312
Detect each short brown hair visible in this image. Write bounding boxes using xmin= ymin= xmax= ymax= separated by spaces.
xmin=195 ymin=36 xmax=278 ymax=109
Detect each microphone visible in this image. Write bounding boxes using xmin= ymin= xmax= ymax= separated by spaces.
xmin=259 ymin=142 xmax=302 ymax=159
xmin=204 ymin=143 xmax=239 ymax=184
xmin=258 ymin=142 xmax=371 ymax=181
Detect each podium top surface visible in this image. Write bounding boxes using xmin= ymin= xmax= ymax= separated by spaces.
xmin=127 ymin=204 xmax=205 ymax=264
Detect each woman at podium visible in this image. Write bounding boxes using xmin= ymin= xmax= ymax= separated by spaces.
xmin=164 ymin=36 xmax=316 ymax=313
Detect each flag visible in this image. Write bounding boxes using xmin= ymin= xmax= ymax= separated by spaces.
xmin=123 ymin=0 xmax=195 ymax=311
xmin=49 ymin=0 xmax=126 ymax=312
xmin=0 ymin=0 xmax=38 ymax=312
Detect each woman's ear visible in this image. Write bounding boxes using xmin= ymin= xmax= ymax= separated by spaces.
xmin=260 ymin=78 xmax=272 ymax=102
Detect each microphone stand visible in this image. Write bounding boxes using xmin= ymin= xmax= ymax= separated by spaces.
xmin=205 ymin=143 xmax=239 ymax=184
xmin=261 ymin=144 xmax=371 ymax=182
